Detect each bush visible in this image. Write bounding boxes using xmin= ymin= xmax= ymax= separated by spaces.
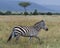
xmin=0 ymin=11 xmax=5 ymax=15
xmin=5 ymin=11 xmax=12 ymax=15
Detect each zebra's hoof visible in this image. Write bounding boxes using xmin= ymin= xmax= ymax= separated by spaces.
xmin=39 ymin=41 xmax=44 ymax=45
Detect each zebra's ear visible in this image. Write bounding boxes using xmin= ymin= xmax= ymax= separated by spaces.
xmin=41 ymin=20 xmax=44 ymax=22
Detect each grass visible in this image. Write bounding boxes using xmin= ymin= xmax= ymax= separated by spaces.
xmin=0 ymin=15 xmax=60 ymax=48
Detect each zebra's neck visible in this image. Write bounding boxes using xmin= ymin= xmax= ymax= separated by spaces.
xmin=33 ymin=25 xmax=41 ymax=31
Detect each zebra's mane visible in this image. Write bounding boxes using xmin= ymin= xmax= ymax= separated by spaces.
xmin=34 ymin=20 xmax=44 ymax=26
xmin=33 ymin=20 xmax=45 ymax=31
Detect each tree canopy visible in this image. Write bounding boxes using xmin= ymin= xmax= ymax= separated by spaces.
xmin=19 ymin=2 xmax=30 ymax=8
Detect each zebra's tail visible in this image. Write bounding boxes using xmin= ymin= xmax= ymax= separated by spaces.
xmin=7 ymin=33 xmax=12 ymax=42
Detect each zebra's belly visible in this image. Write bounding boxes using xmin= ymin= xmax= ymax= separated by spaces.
xmin=21 ymin=31 xmax=38 ymax=37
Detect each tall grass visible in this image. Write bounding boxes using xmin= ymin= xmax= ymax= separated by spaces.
xmin=0 ymin=15 xmax=60 ymax=48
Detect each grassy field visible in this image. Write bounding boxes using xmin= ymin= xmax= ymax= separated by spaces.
xmin=0 ymin=15 xmax=60 ymax=48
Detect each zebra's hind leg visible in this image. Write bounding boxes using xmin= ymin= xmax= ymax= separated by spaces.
xmin=29 ymin=37 xmax=32 ymax=43
xmin=29 ymin=37 xmax=32 ymax=41
xmin=15 ymin=34 xmax=20 ymax=43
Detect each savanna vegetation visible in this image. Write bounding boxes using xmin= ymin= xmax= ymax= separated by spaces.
xmin=0 ymin=15 xmax=60 ymax=48
xmin=0 ymin=10 xmax=60 ymax=15
xmin=0 ymin=1 xmax=60 ymax=48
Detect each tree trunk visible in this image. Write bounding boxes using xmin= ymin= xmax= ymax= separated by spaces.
xmin=24 ymin=7 xmax=26 ymax=16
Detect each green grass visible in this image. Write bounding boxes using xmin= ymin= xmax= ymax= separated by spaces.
xmin=0 ymin=15 xmax=60 ymax=48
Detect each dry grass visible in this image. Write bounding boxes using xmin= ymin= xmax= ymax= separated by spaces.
xmin=0 ymin=15 xmax=60 ymax=48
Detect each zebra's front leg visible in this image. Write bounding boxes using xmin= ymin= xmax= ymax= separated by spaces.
xmin=34 ymin=36 xmax=41 ymax=44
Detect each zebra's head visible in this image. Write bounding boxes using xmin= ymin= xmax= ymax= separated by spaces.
xmin=34 ymin=20 xmax=48 ymax=31
xmin=39 ymin=20 xmax=48 ymax=31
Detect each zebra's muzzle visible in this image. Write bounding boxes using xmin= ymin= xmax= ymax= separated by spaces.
xmin=45 ymin=28 xmax=48 ymax=31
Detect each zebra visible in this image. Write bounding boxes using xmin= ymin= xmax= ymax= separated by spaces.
xmin=7 ymin=20 xmax=48 ymax=43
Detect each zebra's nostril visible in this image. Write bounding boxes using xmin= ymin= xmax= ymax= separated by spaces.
xmin=46 ymin=28 xmax=48 ymax=31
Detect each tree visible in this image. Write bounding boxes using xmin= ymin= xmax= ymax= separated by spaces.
xmin=46 ymin=12 xmax=52 ymax=15
xmin=24 ymin=11 xmax=29 ymax=15
xmin=32 ymin=9 xmax=38 ymax=15
xmin=30 ymin=12 xmax=33 ymax=15
xmin=19 ymin=2 xmax=30 ymax=16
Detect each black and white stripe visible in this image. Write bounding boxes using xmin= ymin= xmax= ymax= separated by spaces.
xmin=7 ymin=20 xmax=48 ymax=43
xmin=14 ymin=26 xmax=27 ymax=35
